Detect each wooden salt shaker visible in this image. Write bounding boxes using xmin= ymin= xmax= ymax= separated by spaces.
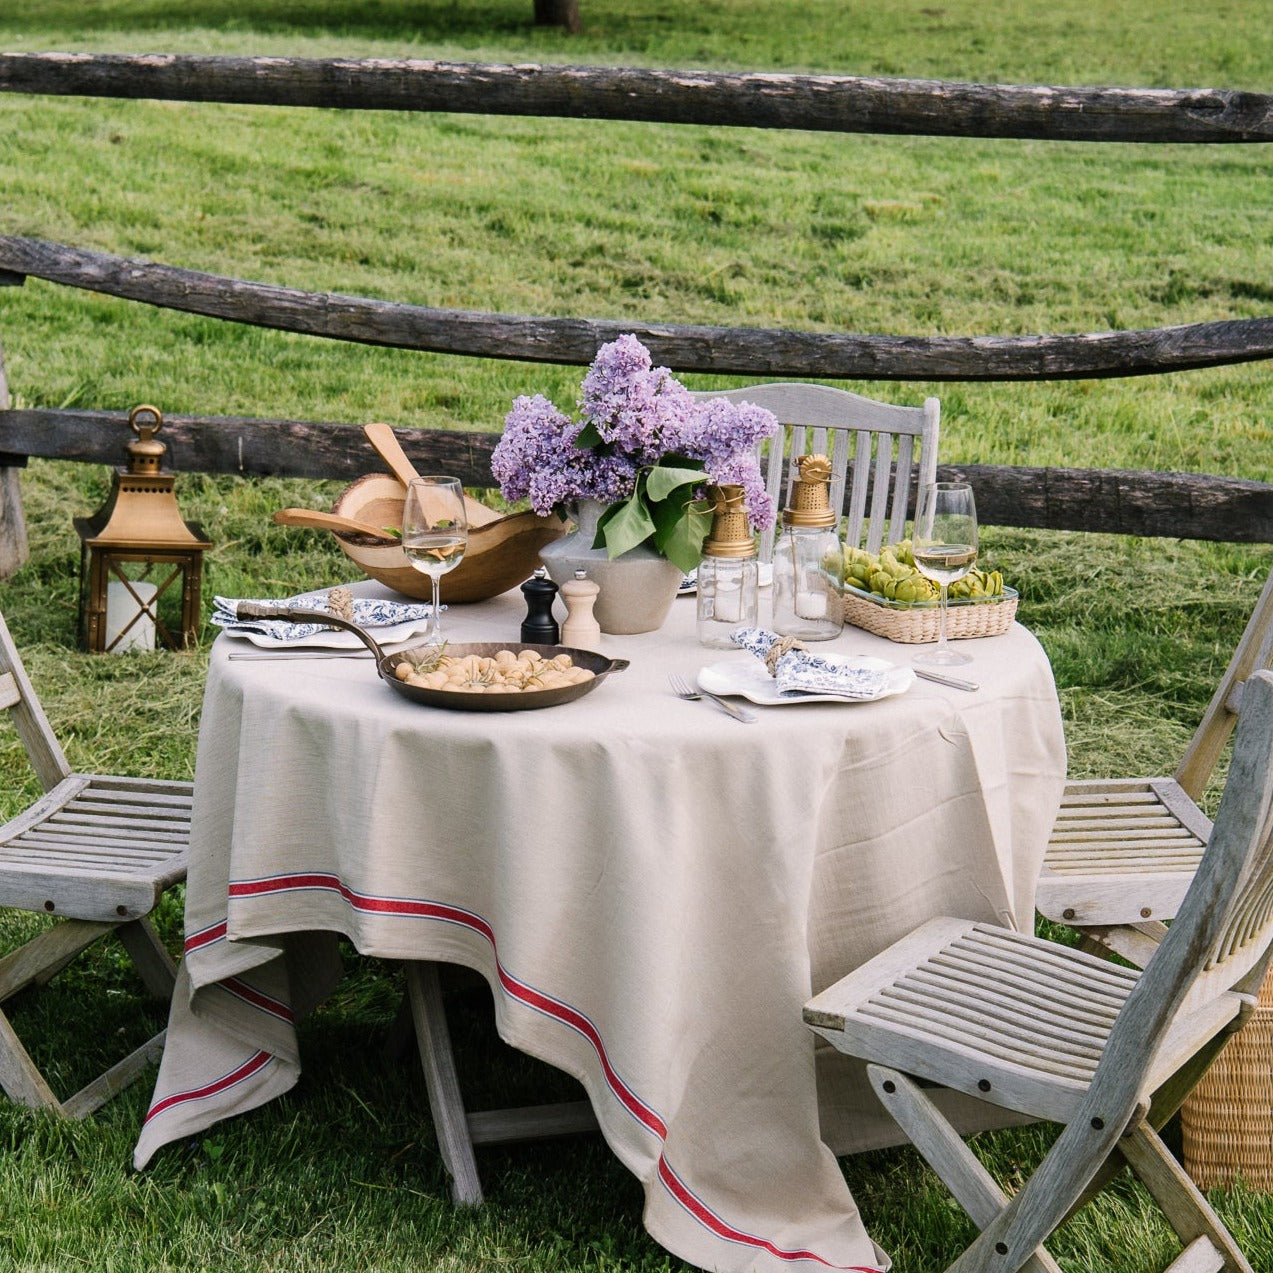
xmin=560 ymin=569 xmax=602 ymax=646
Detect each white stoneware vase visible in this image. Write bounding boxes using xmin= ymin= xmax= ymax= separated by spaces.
xmin=539 ymin=499 xmax=684 ymax=636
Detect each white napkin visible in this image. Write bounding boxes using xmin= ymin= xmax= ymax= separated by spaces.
xmin=730 ymin=627 xmax=892 ymax=700
xmin=212 ymin=588 xmax=435 ymax=642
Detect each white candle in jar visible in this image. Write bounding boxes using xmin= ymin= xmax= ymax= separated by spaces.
xmin=713 ymin=576 xmax=742 ymax=622
xmin=105 ymin=580 xmax=158 ymax=652
xmin=795 ymin=589 xmax=828 ymax=620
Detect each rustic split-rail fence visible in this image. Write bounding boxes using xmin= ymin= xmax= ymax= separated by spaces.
xmin=1 ymin=51 xmax=1272 ymax=578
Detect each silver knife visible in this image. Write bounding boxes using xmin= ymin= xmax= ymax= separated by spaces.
xmin=699 ymin=687 xmax=758 ymax=723
xmin=913 ymin=667 xmax=980 ymax=692
xmin=227 ymin=650 xmax=372 ymax=660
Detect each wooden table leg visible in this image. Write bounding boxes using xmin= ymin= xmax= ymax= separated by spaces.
xmin=403 ymin=961 xmax=484 ymax=1205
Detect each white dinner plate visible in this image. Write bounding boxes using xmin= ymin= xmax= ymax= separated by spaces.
xmin=698 ymin=654 xmax=914 ymax=705
xmin=218 ymin=616 xmax=437 ymax=650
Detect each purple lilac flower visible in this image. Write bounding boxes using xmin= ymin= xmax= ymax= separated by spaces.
xmin=580 ymin=334 xmax=697 ymax=463
xmin=493 ymin=336 xmax=779 ymax=530
xmin=492 ymin=393 xmax=639 ymax=515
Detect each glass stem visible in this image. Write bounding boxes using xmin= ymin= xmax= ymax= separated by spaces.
xmin=430 ymin=574 xmax=442 ymax=640
xmin=936 ymin=582 xmax=950 ymax=655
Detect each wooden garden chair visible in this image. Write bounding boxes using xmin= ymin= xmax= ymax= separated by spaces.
xmin=691 ymin=383 xmax=940 ymax=560
xmin=0 ymin=609 xmax=191 ymax=1117
xmin=1035 ymin=566 xmax=1273 ymax=966
xmin=804 ymin=667 xmax=1273 ymax=1273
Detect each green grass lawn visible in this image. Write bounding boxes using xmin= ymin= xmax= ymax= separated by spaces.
xmin=2 ymin=2 xmax=1273 ymax=1270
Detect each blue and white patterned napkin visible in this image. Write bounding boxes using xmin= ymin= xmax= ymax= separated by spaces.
xmin=212 ymin=588 xmax=435 ymax=643
xmin=730 ymin=627 xmax=892 ymax=700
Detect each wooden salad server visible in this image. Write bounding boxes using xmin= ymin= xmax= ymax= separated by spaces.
xmin=273 ymin=508 xmax=396 ymax=539
xmin=362 ymin=421 xmax=499 ymax=527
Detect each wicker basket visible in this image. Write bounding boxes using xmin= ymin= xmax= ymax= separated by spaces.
xmin=842 ymin=584 xmax=1019 ymax=643
xmin=1181 ymin=962 xmax=1273 ymax=1191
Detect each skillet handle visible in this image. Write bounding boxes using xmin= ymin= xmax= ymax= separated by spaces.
xmin=232 ymin=601 xmax=387 ymax=662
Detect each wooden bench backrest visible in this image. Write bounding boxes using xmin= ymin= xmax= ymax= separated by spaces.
xmin=693 ymin=383 xmax=939 ymax=560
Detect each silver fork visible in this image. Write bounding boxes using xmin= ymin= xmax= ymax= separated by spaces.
xmin=668 ymin=673 xmax=757 ymax=723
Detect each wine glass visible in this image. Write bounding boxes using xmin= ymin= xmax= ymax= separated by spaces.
xmin=401 ymin=476 xmax=469 ymax=642
xmin=911 ymin=481 xmax=978 ymax=667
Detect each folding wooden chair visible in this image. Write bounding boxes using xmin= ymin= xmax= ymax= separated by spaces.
xmin=691 ymin=384 xmax=940 ymax=561
xmin=1036 ymin=567 xmax=1273 ymax=965
xmin=0 ymin=610 xmax=191 ymax=1117
xmin=804 ymin=667 xmax=1273 ymax=1273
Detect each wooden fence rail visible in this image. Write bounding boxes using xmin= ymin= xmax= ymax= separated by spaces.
xmin=1 ymin=53 xmax=1272 ymax=144
xmin=4 ymin=238 xmax=1273 ymax=382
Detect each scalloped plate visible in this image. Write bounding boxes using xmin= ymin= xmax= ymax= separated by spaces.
xmin=698 ymin=655 xmax=914 ymax=706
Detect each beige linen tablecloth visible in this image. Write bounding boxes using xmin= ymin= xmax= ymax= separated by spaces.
xmin=135 ymin=585 xmax=1066 ymax=1273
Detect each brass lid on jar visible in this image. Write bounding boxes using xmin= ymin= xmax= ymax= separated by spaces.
xmin=782 ymin=454 xmax=837 ymax=528
xmin=702 ymin=484 xmax=757 ymax=558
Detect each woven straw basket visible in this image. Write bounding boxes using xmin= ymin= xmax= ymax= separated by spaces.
xmin=842 ymin=585 xmax=1019 ymax=644
xmin=1181 ymin=962 xmax=1273 ymax=1191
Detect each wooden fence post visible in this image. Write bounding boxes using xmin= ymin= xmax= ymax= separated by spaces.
xmin=0 ymin=332 xmax=29 ymax=578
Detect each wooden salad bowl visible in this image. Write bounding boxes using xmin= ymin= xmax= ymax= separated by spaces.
xmin=327 ymin=473 xmax=567 ymax=604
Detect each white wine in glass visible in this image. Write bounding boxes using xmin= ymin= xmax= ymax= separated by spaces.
xmin=401 ymin=476 xmax=469 ymax=642
xmin=912 ymin=481 xmax=978 ymax=667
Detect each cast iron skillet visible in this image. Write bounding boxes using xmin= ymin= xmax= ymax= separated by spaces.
xmin=231 ymin=602 xmax=629 ymax=711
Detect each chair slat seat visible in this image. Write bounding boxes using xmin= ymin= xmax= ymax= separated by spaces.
xmin=809 ymin=917 xmax=1141 ymax=1124
xmin=1047 ymin=843 xmax=1205 ymax=868
xmin=0 ymin=610 xmax=191 ymax=1117
xmin=1038 ymin=775 xmax=1213 ymax=930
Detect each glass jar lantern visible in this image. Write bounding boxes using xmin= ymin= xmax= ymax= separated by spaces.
xmin=772 ymin=454 xmax=844 ymax=641
xmin=696 ymin=484 xmax=759 ymax=648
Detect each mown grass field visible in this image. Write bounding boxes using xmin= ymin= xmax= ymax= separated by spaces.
xmin=2 ymin=2 xmax=1273 ymax=1270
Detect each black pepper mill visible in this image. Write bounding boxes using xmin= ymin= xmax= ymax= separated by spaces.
xmin=520 ymin=567 xmax=560 ymax=644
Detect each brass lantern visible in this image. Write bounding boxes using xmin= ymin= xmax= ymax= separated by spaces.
xmin=74 ymin=405 xmax=211 ymax=653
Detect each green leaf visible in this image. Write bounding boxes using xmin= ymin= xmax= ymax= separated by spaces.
xmin=597 ymin=493 xmax=657 ymax=558
xmin=645 ymin=463 xmax=705 ymax=504
xmin=651 ymin=493 xmax=713 ymax=573
xmin=573 ymin=421 xmax=605 ymax=450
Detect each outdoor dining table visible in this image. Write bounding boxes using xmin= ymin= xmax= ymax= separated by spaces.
xmin=133 ymin=580 xmax=1067 ymax=1273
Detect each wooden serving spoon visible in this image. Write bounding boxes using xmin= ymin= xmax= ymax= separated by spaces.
xmin=273 ymin=508 xmax=397 ymax=539
xmin=362 ymin=421 xmax=500 ymax=528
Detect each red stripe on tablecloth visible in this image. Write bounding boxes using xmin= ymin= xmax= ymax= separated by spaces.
xmin=657 ymin=1156 xmax=882 ymax=1271
xmin=184 ymin=919 xmax=227 ymax=953
xmin=223 ymin=977 xmax=294 ymax=1024
xmin=226 ymin=871 xmax=876 ymax=1270
xmin=229 ymin=871 xmax=665 ymax=1137
xmin=144 ymin=1049 xmax=275 ymax=1123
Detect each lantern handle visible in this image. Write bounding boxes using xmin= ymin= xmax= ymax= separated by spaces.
xmin=129 ymin=404 xmax=164 ymax=439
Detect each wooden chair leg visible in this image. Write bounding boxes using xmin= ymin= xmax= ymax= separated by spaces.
xmin=403 ymin=961 xmax=484 ymax=1205
xmin=868 ymin=1065 xmax=1063 ymax=1273
xmin=1119 ymin=1125 xmax=1253 ymax=1273
xmin=115 ymin=918 xmax=178 ymax=999
xmin=0 ymin=916 xmax=175 ymax=1119
xmin=0 ymin=1001 xmax=61 ymax=1111
xmin=59 ymin=1028 xmax=168 ymax=1120
xmin=0 ymin=918 xmax=113 ymax=1002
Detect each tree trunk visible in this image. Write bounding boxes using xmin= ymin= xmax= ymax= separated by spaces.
xmin=534 ymin=0 xmax=581 ymax=34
